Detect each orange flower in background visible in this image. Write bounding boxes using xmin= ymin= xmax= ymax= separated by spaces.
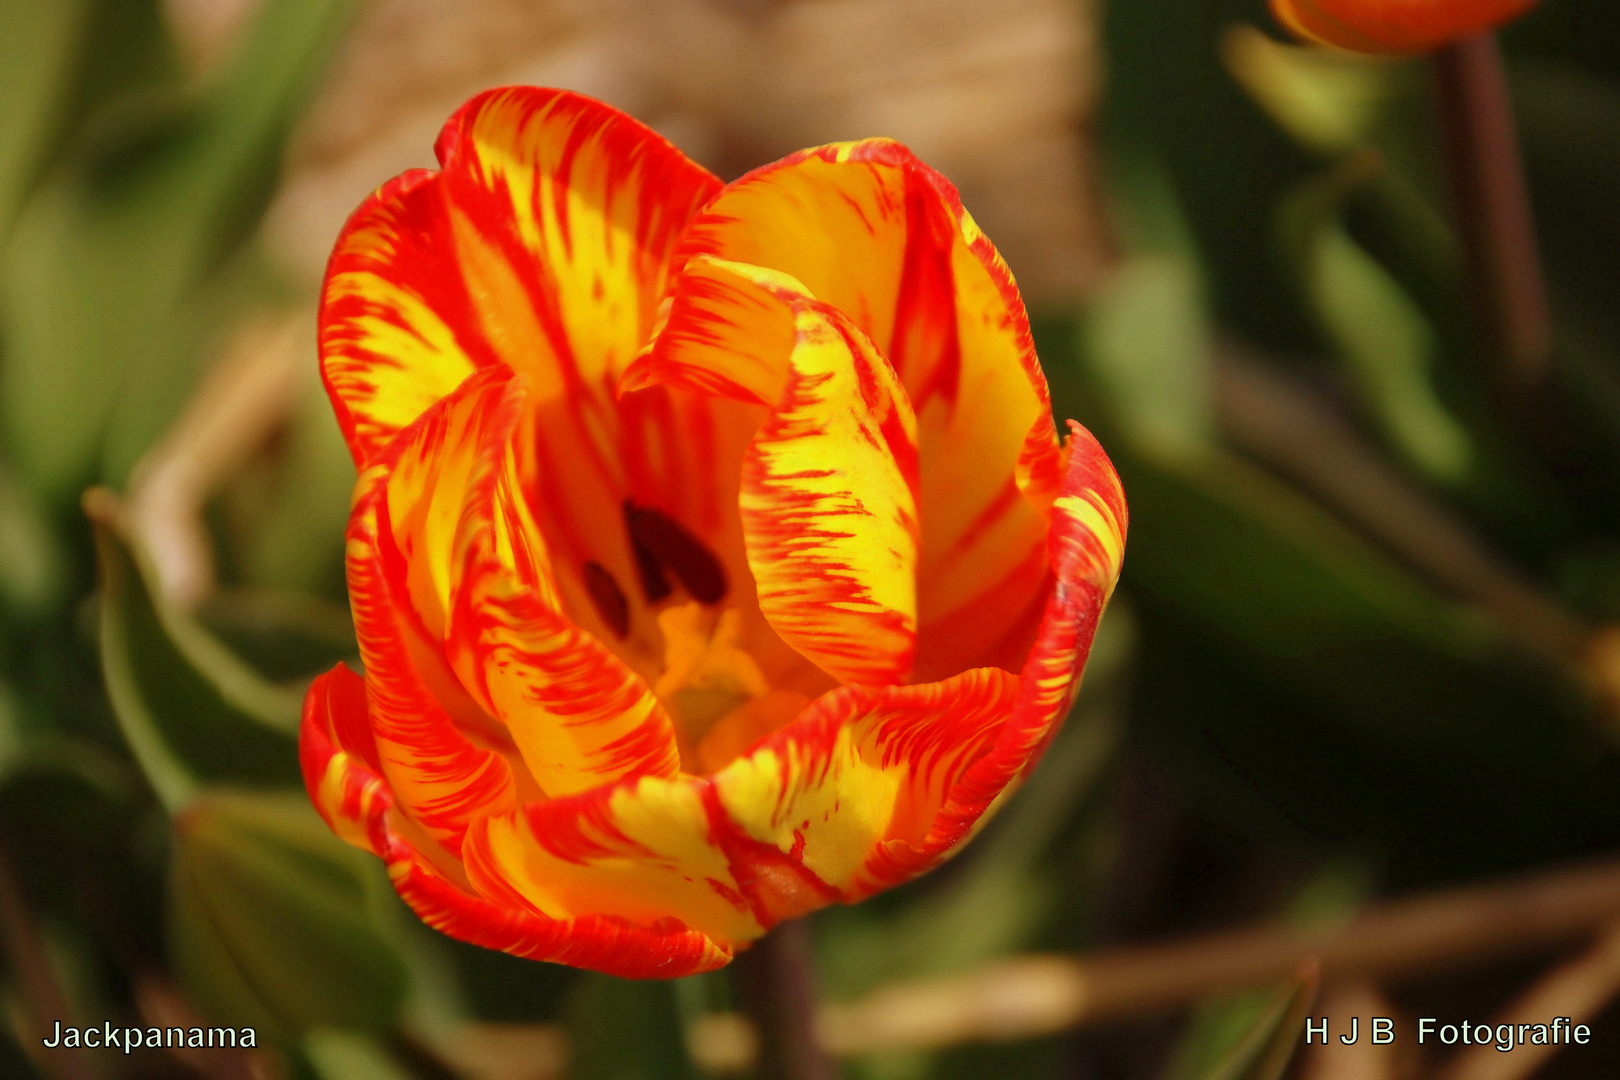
xmin=1271 ymin=0 xmax=1540 ymax=53
xmin=299 ymin=86 xmax=1126 ymax=977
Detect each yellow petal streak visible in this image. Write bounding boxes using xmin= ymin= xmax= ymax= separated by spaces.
xmin=462 ymin=777 xmax=762 ymax=943
xmin=620 ymin=257 xmax=808 ymax=406
xmin=323 ymin=243 xmax=480 ymax=466
xmin=715 ymin=725 xmax=902 ymax=892
xmin=739 ymin=307 xmax=920 ymax=686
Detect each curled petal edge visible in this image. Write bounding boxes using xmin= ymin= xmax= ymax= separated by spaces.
xmin=300 ymin=665 xmax=733 ymax=978
xmin=857 ymin=419 xmax=1126 ymax=894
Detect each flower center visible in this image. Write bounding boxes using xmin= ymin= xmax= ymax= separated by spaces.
xmin=652 ymin=602 xmax=811 ymax=774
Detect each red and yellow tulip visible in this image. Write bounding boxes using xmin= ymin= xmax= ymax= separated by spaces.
xmin=1271 ymin=0 xmax=1540 ymax=53
xmin=299 ymin=87 xmax=1126 ymax=977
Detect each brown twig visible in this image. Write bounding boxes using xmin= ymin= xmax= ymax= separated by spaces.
xmin=734 ymin=919 xmax=835 ymax=1080
xmin=1432 ymin=919 xmax=1620 ymax=1080
xmin=126 ymin=309 xmax=310 ymax=611
xmin=687 ymin=854 xmax=1620 ymax=1063
xmin=1301 ymin=980 xmax=1401 ymax=1080
xmin=1433 ymin=32 xmax=1553 ymax=390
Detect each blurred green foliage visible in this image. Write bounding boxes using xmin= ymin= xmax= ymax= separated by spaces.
xmin=0 ymin=0 xmax=1618 ymax=1077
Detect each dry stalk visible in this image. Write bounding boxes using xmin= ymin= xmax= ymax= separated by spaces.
xmin=126 ymin=310 xmax=310 ymax=610
xmin=1432 ymin=919 xmax=1620 ymax=1080
xmin=685 ymin=855 xmax=1620 ymax=1065
xmin=1301 ymin=980 xmax=1401 ymax=1080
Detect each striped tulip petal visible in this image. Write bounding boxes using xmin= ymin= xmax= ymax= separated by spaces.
xmin=740 ymin=303 xmax=921 ymax=687
xmin=623 ymin=257 xmax=923 ymax=687
xmin=713 ymin=667 xmax=1020 ymax=904
xmin=320 ymin=85 xmax=720 ymax=470
xmin=321 ymin=167 xmax=483 ymax=470
xmin=461 ymin=776 xmax=770 ymax=948
xmin=348 ymin=369 xmax=523 ymax=856
xmin=458 ymin=668 xmax=1015 ymax=950
xmin=301 ymin=664 xmax=731 ymax=977
xmin=620 ymin=256 xmax=805 ymax=406
xmin=670 ymin=140 xmax=1063 ymax=682
xmin=1270 ymin=0 xmax=1540 ymax=53
xmin=877 ymin=422 xmax=1127 ymax=883
xmin=447 ymin=401 xmax=683 ymax=796
xmin=301 ymin=664 xmax=390 ymax=856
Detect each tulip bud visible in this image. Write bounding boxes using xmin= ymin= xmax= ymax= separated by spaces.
xmin=1270 ymin=0 xmax=1540 ymax=55
xmin=169 ymin=789 xmax=408 ymax=1041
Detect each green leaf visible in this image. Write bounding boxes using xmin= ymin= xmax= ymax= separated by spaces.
xmin=170 ymin=790 xmax=409 ymax=1042
xmin=1080 ymin=146 xmax=1216 ymax=460
xmin=0 ymin=0 xmax=89 ymax=230
xmin=1166 ymin=968 xmax=1318 ymax=1080
xmin=1278 ymin=159 xmax=1472 ymax=483
xmin=0 ymin=459 xmax=62 ymax=617
xmin=1078 ymin=255 xmax=1213 ymax=459
xmin=0 ymin=0 xmax=351 ymax=499
xmin=91 ymin=491 xmax=302 ymax=811
xmin=1220 ymin=25 xmax=1402 ymax=157
xmin=1038 ymin=355 xmax=1581 ymax=765
xmin=302 ymin=1030 xmax=414 ymax=1080
xmin=238 ymin=376 xmax=356 ymax=597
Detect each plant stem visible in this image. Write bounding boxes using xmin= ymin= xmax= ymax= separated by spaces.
xmin=1433 ymin=31 xmax=1553 ymax=391
xmin=735 ymin=919 xmax=835 ymax=1080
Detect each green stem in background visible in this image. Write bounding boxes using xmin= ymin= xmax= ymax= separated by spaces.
xmin=1433 ymin=31 xmax=1554 ymax=391
xmin=735 ymin=919 xmax=836 ymax=1080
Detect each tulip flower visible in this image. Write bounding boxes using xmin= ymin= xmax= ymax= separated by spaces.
xmin=1271 ymin=0 xmax=1539 ymax=53
xmin=300 ymin=86 xmax=1126 ymax=977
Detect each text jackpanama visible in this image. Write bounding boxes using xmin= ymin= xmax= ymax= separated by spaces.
xmin=42 ymin=1021 xmax=256 ymax=1051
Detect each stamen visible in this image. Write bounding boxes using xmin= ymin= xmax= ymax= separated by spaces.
xmin=581 ymin=560 xmax=630 ymax=639
xmin=630 ymin=531 xmax=673 ymax=604
xmin=623 ymin=500 xmax=727 ymax=604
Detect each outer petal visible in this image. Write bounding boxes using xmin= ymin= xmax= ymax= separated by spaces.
xmin=301 ymin=664 xmax=389 ymax=856
xmin=348 ymin=369 xmax=522 ymax=856
xmin=1270 ymin=0 xmax=1539 ymax=53
xmin=446 ymin=390 xmax=683 ymax=796
xmin=670 ymin=140 xmax=1061 ymax=681
xmin=458 ymin=670 xmax=1018 ymax=951
xmin=319 ymin=85 xmax=721 ymax=465
xmin=298 ymin=666 xmax=731 ymax=977
xmin=321 ymin=167 xmax=485 ymax=469
xmin=711 ymin=668 xmax=1021 ymax=904
xmin=863 ymin=421 xmax=1127 ymax=890
xmin=322 ymin=84 xmax=743 ymax=715
xmin=461 ymin=775 xmax=774 ymax=950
